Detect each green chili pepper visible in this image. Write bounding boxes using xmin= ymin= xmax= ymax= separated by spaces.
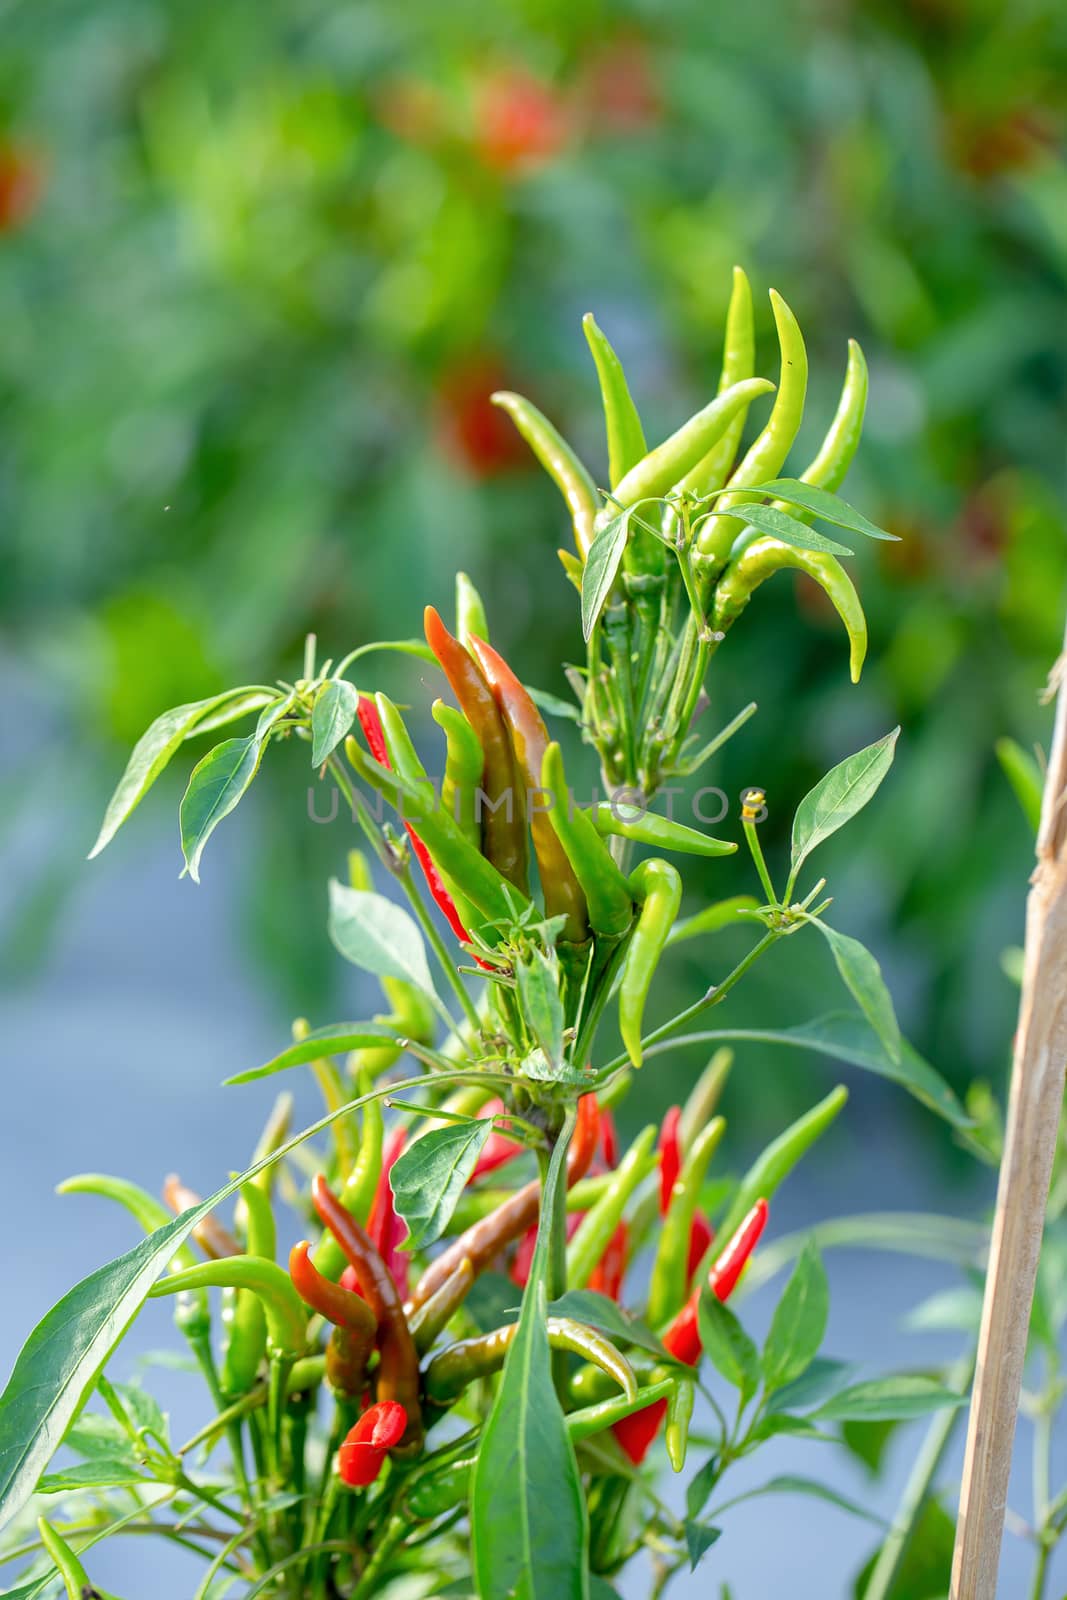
xmin=469 ymin=636 xmax=589 ymax=942
xmin=668 ymin=895 xmax=759 ymax=947
xmin=406 ymin=1256 xmax=475 ymax=1353
xmin=490 ymin=391 xmax=599 ymax=559
xmin=709 ymin=535 xmax=868 ymax=683
xmin=583 ymin=312 xmax=647 ymax=487
xmin=541 ymin=742 xmax=633 ymax=936
xmin=646 ymin=1116 xmax=726 ymax=1326
xmin=37 ymin=1517 xmax=94 ymax=1600
xmin=590 ymin=801 xmax=737 ymax=858
xmin=666 ymin=266 xmax=756 ymax=539
xmin=557 ymin=546 xmax=583 ymax=592
xmin=790 ymin=337 xmax=868 ymax=495
xmin=150 ymin=1257 xmax=307 ymax=1356
xmin=618 ymin=857 xmax=682 ymax=1067
xmin=424 ymin=607 xmax=529 ymax=895
xmin=292 ymin=1016 xmax=357 ymax=1177
xmin=431 ymin=698 xmax=484 ymax=853
xmin=346 ymin=737 xmax=528 ymax=925
xmin=665 ymin=1376 xmax=695 ymax=1471
xmin=455 ymin=570 xmax=489 ymax=649
xmin=566 ymin=1124 xmax=657 ymax=1289
xmin=567 ymin=1376 xmax=676 ymax=1444
xmin=611 ymin=377 xmax=775 ymax=513
xmin=694 ymin=289 xmax=808 ymax=577
xmin=424 ymin=1316 xmax=637 ymax=1404
xmin=678 ymin=1049 xmax=733 ymax=1153
xmin=712 ymin=1085 xmax=848 ymax=1258
xmin=405 ymin=1454 xmax=478 ymax=1520
xmin=219 ymin=1281 xmax=267 ymax=1401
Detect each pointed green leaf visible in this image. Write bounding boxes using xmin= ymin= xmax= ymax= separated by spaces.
xmin=723 ymin=1474 xmax=886 ymax=1525
xmin=811 ymin=1377 xmax=966 ymax=1423
xmin=762 ymin=1241 xmax=829 ymax=1393
xmin=90 ymin=689 xmax=273 ymax=859
xmin=684 ymin=1520 xmax=721 ymax=1570
xmin=327 ymin=880 xmax=436 ymax=998
xmin=812 ymin=922 xmax=901 ymax=1064
xmin=225 ymin=1022 xmax=405 ymax=1085
xmin=38 ymin=1459 xmax=153 ymax=1493
xmin=754 ymin=479 xmax=898 ymax=541
xmin=390 ymin=1121 xmax=491 ymax=1251
xmin=766 ymin=1358 xmax=859 ymax=1415
xmin=516 ymin=949 xmax=564 ymax=1070
xmin=179 ymin=735 xmax=267 ymax=883
xmin=685 ymin=1452 xmax=720 ymax=1519
xmin=581 ymin=508 xmax=635 ymax=640
xmin=471 ymin=1110 xmax=589 ymax=1600
xmin=791 ymin=729 xmax=899 ymax=876
xmin=697 ymin=1293 xmax=760 ymax=1402
xmin=311 ymin=680 xmax=361 ymax=767
xmin=722 ymin=501 xmax=854 ymax=555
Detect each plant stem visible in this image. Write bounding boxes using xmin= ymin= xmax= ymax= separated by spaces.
xmin=395 ymin=855 xmax=480 ymax=1033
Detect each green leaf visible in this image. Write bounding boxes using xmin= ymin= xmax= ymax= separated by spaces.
xmin=766 ymin=1358 xmax=858 ymax=1415
xmin=685 ymin=1452 xmax=720 ymax=1519
xmin=812 ymin=1377 xmax=966 ymax=1423
xmin=464 ymin=1272 xmax=521 ymax=1334
xmin=37 ymin=1459 xmax=152 ymax=1493
xmin=697 ymin=1293 xmax=760 ymax=1402
xmin=723 ymin=1474 xmax=886 ymax=1526
xmin=995 ymin=736 xmax=1043 ymax=835
xmin=471 ymin=1110 xmax=589 ymax=1600
xmin=840 ymin=1417 xmax=899 ymax=1477
xmin=390 ymin=1121 xmax=491 ymax=1251
xmin=516 ymin=949 xmax=564 ymax=1070
xmin=328 ymin=880 xmax=436 ymax=998
xmin=581 ymin=508 xmax=636 ymax=640
xmin=762 ymin=1241 xmax=829 ymax=1392
xmin=901 ymin=1285 xmax=984 ymax=1335
xmin=225 ymin=1021 xmax=406 ymax=1085
xmin=112 ymin=1381 xmax=168 ymax=1447
xmin=754 ymin=479 xmax=898 ymax=541
xmin=64 ymin=1414 xmax=135 ymax=1462
xmin=684 ymin=1520 xmax=721 ymax=1571
xmin=651 ymin=1012 xmax=968 ymax=1128
xmin=790 ymin=729 xmax=899 ymax=877
xmin=727 ymin=501 xmax=854 ymax=555
xmin=89 ymin=688 xmax=271 ymax=859
xmin=745 ymin=1412 xmax=829 ymax=1445
xmin=179 ymin=734 xmax=266 ymax=883
xmin=853 ymin=1495 xmax=955 ymax=1600
xmin=526 ymin=687 xmax=581 ymax=724
xmin=811 ymin=923 xmax=901 ymax=1065
xmin=311 ymin=680 xmax=360 ymax=767
xmin=547 ymin=1291 xmax=670 ymax=1362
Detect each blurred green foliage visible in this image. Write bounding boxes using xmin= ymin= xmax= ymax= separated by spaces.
xmin=3 ymin=0 xmax=1066 ymax=1136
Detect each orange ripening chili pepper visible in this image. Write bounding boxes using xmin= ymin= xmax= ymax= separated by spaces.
xmin=599 ymin=1109 xmax=619 ymax=1170
xmin=467 ymin=634 xmax=588 ymax=941
xmin=468 ymin=1099 xmax=525 ymax=1181
xmin=614 ymin=1199 xmax=768 ymax=1464
xmin=163 ymin=1175 xmax=240 ymax=1260
xmin=411 ymin=1092 xmax=600 ymax=1307
xmin=687 ymin=1212 xmax=714 ymax=1283
xmin=312 ymin=1175 xmax=423 ymax=1447
xmin=338 ymin=1400 xmax=409 ymax=1488
xmin=368 ymin=1126 xmax=410 ymax=1301
xmin=511 ymin=1210 xmax=583 ymax=1290
xmin=355 ymin=697 xmax=471 ymax=946
xmin=589 ymin=1221 xmax=628 ymax=1300
xmin=289 ymin=1241 xmax=377 ymax=1397
xmin=424 ymin=607 xmax=529 ymax=894
xmin=658 ymin=1106 xmax=682 ymax=1216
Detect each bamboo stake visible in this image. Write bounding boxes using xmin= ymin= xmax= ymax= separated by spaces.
xmin=952 ymin=629 xmax=1067 ymax=1600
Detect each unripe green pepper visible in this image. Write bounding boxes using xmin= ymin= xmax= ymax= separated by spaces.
xmin=710 ymin=535 xmax=867 ymax=684
xmin=617 ymin=858 xmax=682 ymax=1067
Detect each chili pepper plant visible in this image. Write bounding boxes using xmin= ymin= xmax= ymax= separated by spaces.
xmin=0 ymin=272 xmax=972 ymax=1599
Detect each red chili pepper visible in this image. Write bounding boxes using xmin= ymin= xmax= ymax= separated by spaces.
xmin=589 ymin=1221 xmax=628 ymax=1300
xmin=686 ymin=1211 xmax=714 ymax=1284
xmin=289 ymin=1241 xmax=377 ymax=1397
xmin=337 ymin=1400 xmax=408 ymax=1487
xmin=598 ymin=1109 xmax=619 ymax=1170
xmin=355 ymin=696 xmax=471 ymax=946
xmin=658 ymin=1106 xmax=682 ymax=1216
xmin=510 ymin=1210 xmax=583 ymax=1290
xmin=467 ymin=1099 xmax=525 ymax=1182
xmin=368 ymin=1127 xmax=410 ymax=1301
xmin=614 ymin=1199 xmax=768 ymax=1464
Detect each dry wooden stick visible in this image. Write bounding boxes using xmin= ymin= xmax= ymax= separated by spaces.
xmin=952 ymin=627 xmax=1067 ymax=1600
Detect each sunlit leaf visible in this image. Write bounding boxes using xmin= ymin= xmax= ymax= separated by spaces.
xmin=328 ymin=880 xmax=436 ymax=998
xmin=812 ymin=1377 xmax=966 ymax=1423
xmin=811 ymin=923 xmax=901 ymax=1064
xmin=762 ymin=1241 xmax=829 ymax=1392
xmin=754 ymin=479 xmax=898 ymax=541
xmin=390 ymin=1121 xmax=491 ymax=1251
xmin=311 ymin=679 xmax=360 ymax=766
xmin=790 ymin=729 xmax=899 ymax=876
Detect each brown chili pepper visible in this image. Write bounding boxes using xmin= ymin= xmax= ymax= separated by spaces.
xmin=311 ymin=1175 xmax=423 ymax=1447
xmin=468 ymin=635 xmax=588 ymax=942
xmin=163 ymin=1174 xmax=240 ymax=1260
xmin=424 ymin=606 xmax=529 ymax=894
xmin=409 ymin=1093 xmax=600 ymax=1309
xmin=405 ymin=1257 xmax=476 ymax=1354
xmin=289 ymin=1241 xmax=377 ymax=1398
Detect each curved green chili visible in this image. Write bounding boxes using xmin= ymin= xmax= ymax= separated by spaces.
xmin=455 ymin=570 xmax=489 ymax=649
xmin=37 ymin=1517 xmax=93 ymax=1600
xmin=618 ymin=857 xmax=682 ymax=1067
xmin=612 ymin=377 xmax=775 ymax=512
xmin=490 ymin=390 xmax=599 ymax=559
xmin=565 ymin=1124 xmax=657 ymax=1289
xmin=424 ymin=1316 xmax=637 ymax=1404
xmin=541 ymin=742 xmax=632 ymax=936
xmin=678 ymin=1049 xmax=733 ymax=1153
xmin=219 ymin=1281 xmax=266 ymax=1400
xmin=583 ymin=312 xmax=647 ymax=488
xmin=710 ymin=535 xmax=868 ymax=683
xmin=469 ymin=636 xmax=589 ymax=942
xmin=424 ymin=606 xmax=529 ymax=894
xmin=312 ymin=1174 xmax=423 ymax=1446
xmin=431 ymin=698 xmax=484 ymax=854
xmin=646 ymin=1115 xmax=726 ymax=1326
xmin=591 ymin=801 xmax=736 ymax=858
xmin=406 ymin=1256 xmax=475 ymax=1354
xmin=676 ymin=266 xmax=757 ymax=509
xmin=712 ymin=1085 xmax=848 ymax=1262
xmin=792 ymin=336 xmax=868 ymax=495
xmin=665 ymin=1376 xmax=695 ymax=1471
xmin=151 ymin=1257 xmax=307 ymax=1355
xmin=695 ymin=289 xmax=808 ymax=576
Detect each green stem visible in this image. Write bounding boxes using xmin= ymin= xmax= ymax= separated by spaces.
xmin=744 ymin=816 xmax=778 ymax=907
xmin=395 ymin=855 xmax=480 ymax=1033
xmin=1029 ymin=1539 xmax=1052 ymax=1600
